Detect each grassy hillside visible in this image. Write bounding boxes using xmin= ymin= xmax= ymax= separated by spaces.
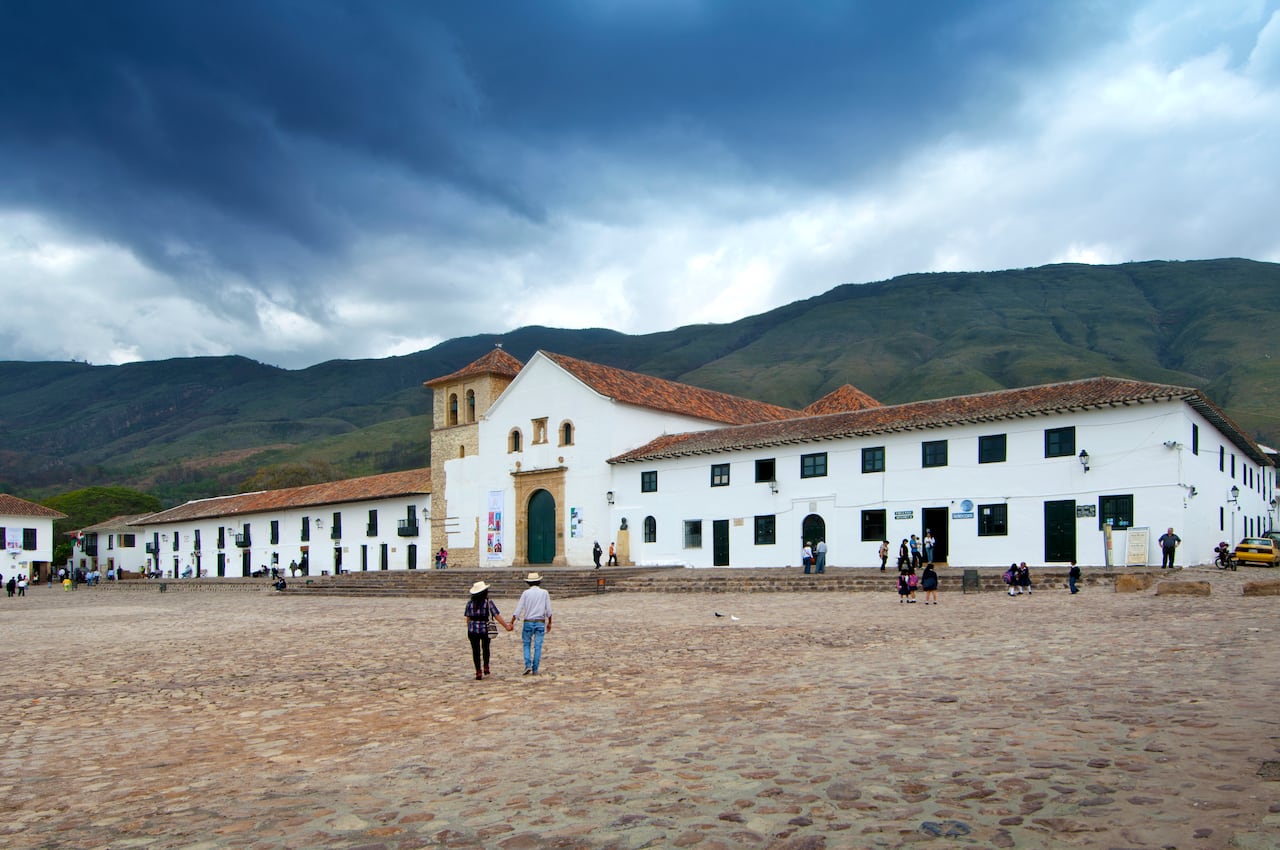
xmin=2 ymin=259 xmax=1277 ymax=505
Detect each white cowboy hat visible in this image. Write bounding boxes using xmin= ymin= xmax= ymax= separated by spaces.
xmin=525 ymin=572 xmax=542 ymax=582
xmin=469 ymin=581 xmax=490 ymax=594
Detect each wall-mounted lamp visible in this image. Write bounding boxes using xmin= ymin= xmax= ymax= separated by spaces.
xmin=421 ymin=507 xmax=431 ymax=519
xmin=1078 ymin=449 xmax=1090 ymax=473
xmin=315 ymin=518 xmax=324 ymax=528
xmin=769 ymin=478 xmax=779 ymax=495
xmin=1188 ymin=486 xmax=1197 ymax=497
xmin=1270 ymin=497 xmax=1277 ymax=510
xmin=1163 ymin=440 xmax=1181 ymax=449
xmin=606 ymin=490 xmax=615 ymax=505
xmin=161 ymin=533 xmax=169 ymax=541
xmin=1229 ymin=485 xmax=1240 ymax=503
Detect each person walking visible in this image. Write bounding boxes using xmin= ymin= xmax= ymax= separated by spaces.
xmin=1068 ymin=561 xmax=1081 ymax=594
xmin=512 ymin=572 xmax=553 ymax=675
xmin=464 ymin=581 xmax=512 ymax=680
xmin=1158 ymin=527 xmax=1181 ymax=569
xmin=592 ymin=541 xmax=603 ymax=569
xmin=607 ymin=542 xmax=618 ymax=566
xmin=815 ymin=539 xmax=828 ymax=574
xmin=16 ymin=574 xmax=26 ymax=597
xmin=5 ymin=576 xmax=14 ymax=598
xmin=801 ymin=542 xmax=814 ymax=574
xmin=920 ymin=563 xmax=938 ymax=604
xmin=878 ymin=539 xmax=889 ymax=571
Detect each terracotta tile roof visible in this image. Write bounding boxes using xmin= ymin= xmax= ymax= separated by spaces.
xmin=802 ymin=384 xmax=881 ymax=416
xmin=542 ymin=351 xmax=801 ymax=425
xmin=425 ymin=347 xmax=524 ymax=387
xmin=0 ymin=493 xmax=67 ymax=519
xmin=139 ymin=468 xmax=432 ymax=526
xmin=77 ymin=513 xmax=156 ymax=534
xmin=609 ymin=377 xmax=1271 ymax=465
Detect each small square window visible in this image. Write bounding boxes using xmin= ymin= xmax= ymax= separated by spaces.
xmin=641 ymin=471 xmax=657 ymax=493
xmin=754 ymin=515 xmax=776 ymax=545
xmin=755 ymin=458 xmax=776 ymax=483
xmin=1045 ymin=426 xmax=1075 ymax=458
xmin=862 ymin=446 xmax=885 ymax=473
xmin=1099 ymin=494 xmax=1134 ymax=530
xmin=922 ymin=440 xmax=948 ymax=468
xmin=978 ymin=434 xmax=1006 ymax=464
xmin=978 ymin=504 xmax=1007 ymax=536
xmin=710 ymin=463 xmax=730 ymax=487
xmin=801 ymin=452 xmax=827 ymax=478
xmin=861 ymin=509 xmax=887 ymax=542
xmin=683 ymin=520 xmax=703 ymax=549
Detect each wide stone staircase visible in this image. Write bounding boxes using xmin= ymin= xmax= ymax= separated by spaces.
xmin=285 ymin=566 xmax=676 ymax=599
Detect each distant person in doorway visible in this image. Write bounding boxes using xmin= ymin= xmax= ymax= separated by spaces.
xmin=923 ymin=531 xmax=936 ymax=564
xmin=1158 ymin=528 xmax=1181 ymax=569
xmin=815 ymin=539 xmax=828 ymax=573
xmin=512 ymin=573 xmax=552 ymax=675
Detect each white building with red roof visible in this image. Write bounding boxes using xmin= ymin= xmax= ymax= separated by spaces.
xmin=0 ymin=493 xmax=67 ymax=581
xmin=427 ymin=349 xmax=1276 ymax=569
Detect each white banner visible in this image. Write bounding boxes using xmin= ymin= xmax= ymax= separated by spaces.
xmin=5 ymin=528 xmax=22 ymax=550
xmin=485 ymin=491 xmax=504 ymax=560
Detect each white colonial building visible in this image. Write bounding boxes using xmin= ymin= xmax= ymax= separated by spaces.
xmin=91 ymin=469 xmax=432 ymax=579
xmin=0 ymin=493 xmax=67 ymax=582
xmin=428 ymin=349 xmax=1276 ymax=570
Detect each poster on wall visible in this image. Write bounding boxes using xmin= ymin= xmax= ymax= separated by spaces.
xmin=5 ymin=528 xmax=22 ymax=551
xmin=485 ymin=491 xmax=504 ymax=559
xmin=570 ymin=507 xmax=583 ymax=538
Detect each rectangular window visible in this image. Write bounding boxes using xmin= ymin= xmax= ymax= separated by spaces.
xmin=755 ymin=458 xmax=776 ymax=483
xmin=754 ymin=515 xmax=776 ymax=545
xmin=1219 ymin=445 xmax=1225 ymax=471
xmin=922 ymin=440 xmax=948 ymax=468
xmin=1099 ymin=494 xmax=1134 ymax=530
xmin=367 ymin=509 xmax=378 ymax=536
xmin=1231 ymin=453 xmax=1236 ymax=479
xmin=301 ymin=516 xmax=311 ymax=542
xmin=978 ymin=434 xmax=1007 ymax=464
xmin=1045 ymin=426 xmax=1075 ymax=458
xmin=121 ymin=533 xmax=136 ymax=548
xmin=107 ymin=534 xmax=114 ymax=550
xmin=862 ymin=446 xmax=885 ymax=473
xmin=1192 ymin=423 xmax=1199 ymax=455
xmin=192 ymin=530 xmax=200 ymax=551
xmin=172 ymin=532 xmax=180 ymax=552
xmin=710 ymin=463 xmax=730 ymax=487
xmin=22 ymin=528 xmax=37 ymax=550
xmin=217 ymin=527 xmax=226 ymax=549
xmin=977 ymin=504 xmax=1007 ymax=536
xmin=683 ymin=520 xmax=703 ymax=549
xmin=331 ymin=512 xmax=342 ymax=539
xmin=800 ymin=452 xmax=828 ymax=478
xmin=861 ymin=509 xmax=887 ymax=542
xmin=641 ymin=470 xmax=658 ymax=493
xmin=270 ymin=520 xmax=280 ymax=545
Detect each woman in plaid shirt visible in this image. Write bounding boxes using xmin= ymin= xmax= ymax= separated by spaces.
xmin=464 ymin=581 xmax=512 ymax=680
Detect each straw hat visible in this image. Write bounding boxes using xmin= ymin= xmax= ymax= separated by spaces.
xmin=525 ymin=572 xmax=542 ymax=583
xmin=469 ymin=581 xmax=490 ymax=595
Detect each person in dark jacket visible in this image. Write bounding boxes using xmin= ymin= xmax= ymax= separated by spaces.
xmin=920 ymin=563 xmax=939 ymax=604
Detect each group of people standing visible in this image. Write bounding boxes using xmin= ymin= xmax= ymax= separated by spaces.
xmin=889 ymin=532 xmax=936 ymax=571
xmin=896 ymin=562 xmax=939 ymax=604
xmin=463 ymin=572 xmax=553 ymax=680
xmin=801 ymin=539 xmax=828 ymax=573
xmin=3 ymin=573 xmax=28 ymax=597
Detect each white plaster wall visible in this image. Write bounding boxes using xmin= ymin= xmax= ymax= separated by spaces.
xmin=134 ymin=495 xmax=431 ymax=578
xmin=1 ymin=515 xmax=56 ymax=574
xmin=473 ymin=353 xmax=727 ymax=567
xmin=612 ymin=400 xmax=1277 ymax=568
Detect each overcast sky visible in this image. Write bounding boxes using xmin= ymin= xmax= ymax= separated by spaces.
xmin=2 ymin=0 xmax=1278 ymax=369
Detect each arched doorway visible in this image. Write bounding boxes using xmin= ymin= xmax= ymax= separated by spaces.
xmin=527 ymin=489 xmax=557 ymax=564
xmin=801 ymin=514 xmax=826 ymax=552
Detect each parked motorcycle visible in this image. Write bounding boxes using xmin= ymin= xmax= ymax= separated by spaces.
xmin=1213 ymin=541 xmax=1237 ymax=571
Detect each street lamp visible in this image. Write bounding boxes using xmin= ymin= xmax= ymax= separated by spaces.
xmin=1228 ymin=485 xmax=1240 ymax=544
xmin=1078 ymin=449 xmax=1090 ymax=472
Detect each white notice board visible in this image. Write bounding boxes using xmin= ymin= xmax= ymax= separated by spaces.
xmin=1126 ymin=527 xmax=1150 ymax=566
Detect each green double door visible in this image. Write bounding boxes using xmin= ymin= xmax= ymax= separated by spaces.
xmin=527 ymin=489 xmax=557 ymax=564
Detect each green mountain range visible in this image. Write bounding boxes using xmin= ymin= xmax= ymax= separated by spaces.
xmin=3 ymin=258 xmax=1278 ymax=507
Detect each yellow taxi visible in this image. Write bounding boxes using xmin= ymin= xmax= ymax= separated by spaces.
xmin=1233 ymin=537 xmax=1280 ymax=567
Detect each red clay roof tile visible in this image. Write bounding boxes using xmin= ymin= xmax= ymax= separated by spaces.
xmin=425 ymin=348 xmax=524 ymax=387
xmin=802 ymin=384 xmax=881 ymax=415
xmin=0 ymin=493 xmax=67 ymax=519
xmin=542 ymin=351 xmax=801 ymax=425
xmin=139 ymin=468 xmax=432 ymax=525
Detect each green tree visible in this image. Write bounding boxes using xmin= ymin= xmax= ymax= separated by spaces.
xmin=43 ymin=486 xmax=163 ymax=565
xmin=238 ymin=461 xmax=336 ymax=493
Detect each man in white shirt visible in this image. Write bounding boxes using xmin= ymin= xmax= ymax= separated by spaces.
xmin=512 ymin=572 xmax=553 ymax=675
